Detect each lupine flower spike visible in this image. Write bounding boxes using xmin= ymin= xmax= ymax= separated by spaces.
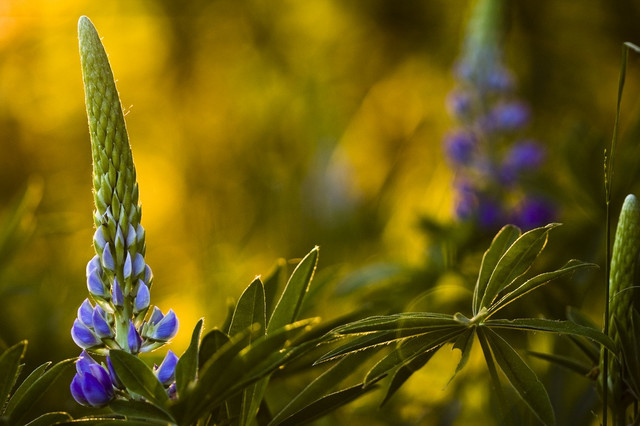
xmin=444 ymin=0 xmax=555 ymax=230
xmin=70 ymin=15 xmax=179 ymax=405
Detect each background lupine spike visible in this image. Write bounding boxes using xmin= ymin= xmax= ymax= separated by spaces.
xmin=601 ymin=194 xmax=640 ymax=418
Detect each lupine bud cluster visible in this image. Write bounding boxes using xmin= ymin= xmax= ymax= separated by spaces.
xmin=444 ymin=0 xmax=554 ymax=230
xmin=70 ymin=16 xmax=179 ymax=407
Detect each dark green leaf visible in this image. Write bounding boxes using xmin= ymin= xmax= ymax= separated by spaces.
xmin=480 ymin=224 xmax=558 ymax=310
xmin=527 ymin=351 xmax=593 ymax=377
xmin=449 ymin=328 xmax=475 ymax=383
xmin=484 ymin=318 xmax=615 ymax=353
xmin=270 ymin=352 xmax=370 ymax=425
xmin=6 ymin=358 xmax=75 ymax=424
xmin=484 ymin=328 xmax=555 ymax=426
xmin=617 ymin=312 xmax=640 ymax=396
xmin=175 ymin=318 xmax=203 ymax=398
xmin=109 ymin=399 xmax=175 ymax=423
xmin=272 ymin=382 xmax=380 ymax=426
xmin=109 ymin=350 xmax=169 ymax=408
xmin=56 ymin=418 xmax=171 ymax=425
xmin=24 ymin=412 xmax=72 ymax=426
xmin=3 ymin=362 xmax=50 ymax=415
xmin=486 ymin=260 xmax=597 ymax=317
xmin=331 ymin=312 xmax=457 ymax=335
xmin=364 ymin=328 xmax=465 ymax=385
xmin=198 ymin=328 xmax=230 ymax=370
xmin=0 ymin=341 xmax=26 ymax=413
xmin=316 ymin=331 xmax=407 ymax=364
xmin=473 ymin=225 xmax=521 ymax=315
xmin=267 ymin=247 xmax=319 ymax=333
xmin=263 ymin=258 xmax=287 ymax=321
xmin=229 ymin=277 xmax=266 ymax=341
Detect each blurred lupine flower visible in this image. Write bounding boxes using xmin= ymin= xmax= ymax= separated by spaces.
xmin=70 ymin=351 xmax=115 ymax=407
xmin=444 ymin=0 xmax=555 ymax=230
xmin=71 ymin=16 xmax=180 ymax=405
xmin=154 ymin=350 xmax=179 ymax=387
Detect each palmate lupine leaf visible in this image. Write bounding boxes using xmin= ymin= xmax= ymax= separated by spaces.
xmin=24 ymin=412 xmax=73 ymax=426
xmin=263 ymin=258 xmax=287 ymax=321
xmin=198 ymin=328 xmax=231 ymax=370
xmin=473 ymin=225 xmax=521 ymax=315
xmin=108 ymin=399 xmax=176 ymax=423
xmin=478 ymin=223 xmax=559 ymax=311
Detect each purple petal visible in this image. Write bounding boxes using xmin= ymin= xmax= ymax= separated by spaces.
xmin=134 ymin=281 xmax=150 ymax=313
xmin=93 ymin=226 xmax=107 ymax=252
xmin=133 ymin=253 xmax=146 ymax=278
xmin=92 ymin=306 xmax=113 ymax=338
xmin=152 ymin=309 xmax=179 ymax=341
xmin=86 ymin=255 xmax=101 ymax=277
xmin=112 ymin=278 xmax=124 ymax=307
xmin=155 ymin=350 xmax=179 ymax=385
xmin=128 ymin=321 xmax=142 ymax=354
xmin=70 ymin=374 xmax=89 ymax=406
xmin=81 ymin=372 xmax=113 ymax=407
xmin=106 ymin=356 xmax=123 ymax=389
xmin=75 ymin=350 xmax=95 ymax=375
xmin=102 ymin=242 xmax=115 ymax=272
xmin=123 ymin=252 xmax=132 ymax=279
xmin=148 ymin=307 xmax=164 ymax=325
xmin=77 ymin=299 xmax=94 ymax=326
xmin=126 ymin=223 xmax=136 ymax=248
xmin=71 ymin=319 xmax=101 ymax=349
xmin=87 ymin=270 xmax=105 ymax=298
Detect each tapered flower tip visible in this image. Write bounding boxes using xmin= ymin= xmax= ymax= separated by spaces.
xmin=112 ymin=278 xmax=124 ymax=307
xmin=144 ymin=264 xmax=153 ymax=286
xmin=75 ymin=350 xmax=94 ymax=375
xmin=87 ymin=269 xmax=106 ymax=298
xmin=106 ymin=356 xmax=123 ymax=389
xmin=127 ymin=320 xmax=142 ymax=354
xmin=155 ymin=350 xmax=179 ymax=385
xmin=93 ymin=226 xmax=107 ymax=252
xmin=134 ymin=281 xmax=150 ymax=313
xmin=86 ymin=255 xmax=101 ymax=276
xmin=92 ymin=306 xmax=113 ymax=338
xmin=78 ymin=299 xmax=94 ymax=326
xmin=72 ymin=319 xmax=101 ymax=349
xmin=152 ymin=309 xmax=179 ymax=341
xmin=102 ymin=242 xmax=115 ymax=272
xmin=70 ymin=374 xmax=89 ymax=406
xmin=133 ymin=253 xmax=145 ymax=278
xmin=123 ymin=252 xmax=132 ymax=279
xmin=149 ymin=306 xmax=164 ymax=325
xmin=126 ymin=223 xmax=136 ymax=248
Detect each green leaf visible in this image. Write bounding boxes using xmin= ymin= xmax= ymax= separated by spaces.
xmin=109 ymin=399 xmax=176 ymax=423
xmin=24 ymin=412 xmax=72 ymax=426
xmin=271 ymin=382 xmax=380 ymax=426
xmin=6 ymin=358 xmax=75 ymax=424
xmin=56 ymin=418 xmax=171 ymax=425
xmin=483 ymin=328 xmax=555 ymax=426
xmin=109 ymin=350 xmax=169 ymax=408
xmin=175 ymin=318 xmax=203 ymax=397
xmin=269 ymin=353 xmax=370 ymax=426
xmin=331 ymin=312 xmax=457 ymax=335
xmin=0 ymin=341 xmax=27 ymax=412
xmin=484 ymin=318 xmax=616 ymax=353
xmin=229 ymin=277 xmax=267 ymax=341
xmin=527 ymin=351 xmax=593 ymax=377
xmin=226 ymin=278 xmax=267 ymax=426
xmin=449 ymin=328 xmax=475 ymax=383
xmin=364 ymin=328 xmax=465 ymax=386
xmin=486 ymin=259 xmax=597 ymax=317
xmin=480 ymin=224 xmax=558 ymax=310
xmin=2 ymin=362 xmax=50 ymax=415
xmin=198 ymin=328 xmax=231 ymax=370
xmin=267 ymin=247 xmax=319 ymax=333
xmin=473 ymin=225 xmax=521 ymax=315
xmin=263 ymin=258 xmax=287 ymax=321
xmin=316 ymin=331 xmax=401 ymax=364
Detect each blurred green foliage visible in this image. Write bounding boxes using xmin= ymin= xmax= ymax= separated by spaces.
xmin=2 ymin=0 xmax=640 ymax=424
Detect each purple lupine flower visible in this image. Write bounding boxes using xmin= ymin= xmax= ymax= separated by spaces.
xmin=102 ymin=242 xmax=115 ymax=272
xmin=134 ymin=281 xmax=150 ymax=313
xmin=78 ymin=299 xmax=94 ymax=326
xmin=128 ymin=321 xmax=142 ymax=354
xmin=87 ymin=268 xmax=106 ymax=298
xmin=133 ymin=253 xmax=146 ymax=278
xmin=70 ymin=351 xmax=115 ymax=407
xmin=444 ymin=0 xmax=554 ymax=229
xmin=106 ymin=355 xmax=123 ymax=389
xmin=154 ymin=350 xmax=179 ymax=386
xmin=153 ymin=309 xmax=179 ymax=341
xmin=514 ymin=197 xmax=556 ymax=230
xmin=92 ymin=306 xmax=113 ymax=339
xmin=71 ymin=319 xmax=101 ymax=349
xmin=444 ymin=130 xmax=477 ymax=165
xmin=112 ymin=278 xmax=124 ymax=307
xmin=123 ymin=252 xmax=132 ymax=280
